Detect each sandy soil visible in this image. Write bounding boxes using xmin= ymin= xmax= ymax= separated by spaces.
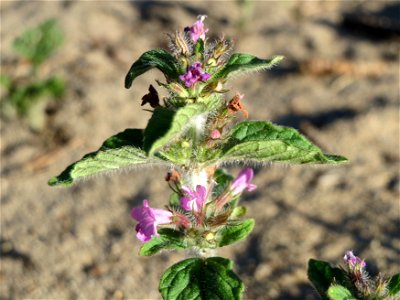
xmin=1 ymin=1 xmax=399 ymax=299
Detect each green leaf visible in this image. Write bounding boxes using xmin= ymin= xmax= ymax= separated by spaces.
xmin=213 ymin=168 xmax=234 ymax=198
xmin=125 ymin=49 xmax=180 ymax=88
xmin=139 ymin=228 xmax=187 ymax=256
xmin=230 ymin=206 xmax=247 ymax=219
xmin=307 ymin=259 xmax=351 ymax=300
xmin=144 ymin=103 xmax=208 ymax=155
xmin=217 ymin=219 xmax=255 ymax=247
xmin=214 ymin=53 xmax=283 ymax=80
xmin=194 ymin=39 xmax=204 ymax=60
xmin=220 ymin=121 xmax=347 ymax=165
xmin=6 ymin=76 xmax=64 ymax=116
xmin=159 ymin=257 xmax=244 ymax=300
xmin=48 ymin=129 xmax=165 ymax=187
xmin=169 ymin=192 xmax=181 ymax=206
xmin=13 ymin=18 xmax=63 ymax=67
xmin=388 ymin=273 xmax=400 ymax=296
xmin=327 ymin=285 xmax=356 ymax=300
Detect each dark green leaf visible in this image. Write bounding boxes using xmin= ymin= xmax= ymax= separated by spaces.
xmin=139 ymin=228 xmax=186 ymax=256
xmin=327 ymin=285 xmax=356 ymax=300
xmin=125 ymin=49 xmax=180 ymax=88
xmin=144 ymin=103 xmax=207 ymax=155
xmin=214 ymin=53 xmax=283 ymax=80
xmin=307 ymin=259 xmax=351 ymax=300
xmin=217 ymin=219 xmax=255 ymax=247
xmin=13 ymin=19 xmax=63 ymax=67
xmin=220 ymin=121 xmax=347 ymax=165
xmin=388 ymin=273 xmax=400 ymax=296
xmin=48 ymin=129 xmax=165 ymax=187
xmin=159 ymin=257 xmax=244 ymax=300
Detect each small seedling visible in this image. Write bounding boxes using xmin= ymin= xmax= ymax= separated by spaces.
xmin=1 ymin=18 xmax=65 ymax=130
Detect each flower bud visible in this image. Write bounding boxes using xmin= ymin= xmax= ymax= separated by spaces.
xmin=210 ymin=129 xmax=221 ymax=139
xmin=213 ymin=38 xmax=233 ymax=61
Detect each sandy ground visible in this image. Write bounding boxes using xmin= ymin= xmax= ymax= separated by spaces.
xmin=1 ymin=1 xmax=399 ymax=299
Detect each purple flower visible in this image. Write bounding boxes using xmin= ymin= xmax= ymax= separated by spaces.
xmin=131 ymin=200 xmax=172 ymax=242
xmin=180 ymin=185 xmax=207 ymax=212
xmin=184 ymin=15 xmax=208 ymax=43
xmin=344 ymin=250 xmax=366 ymax=269
xmin=179 ymin=62 xmax=210 ymax=87
xmin=231 ymin=168 xmax=257 ymax=196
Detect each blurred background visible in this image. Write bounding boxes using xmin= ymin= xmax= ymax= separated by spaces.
xmin=1 ymin=1 xmax=399 ymax=299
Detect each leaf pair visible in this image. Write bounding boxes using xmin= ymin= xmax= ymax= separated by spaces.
xmin=124 ymin=49 xmax=284 ymax=91
xmin=139 ymin=220 xmax=254 ymax=257
xmin=159 ymin=257 xmax=243 ymax=300
xmin=48 ymin=118 xmax=346 ymax=186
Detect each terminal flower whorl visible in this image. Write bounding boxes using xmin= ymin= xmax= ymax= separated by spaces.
xmin=179 ymin=62 xmax=210 ymax=87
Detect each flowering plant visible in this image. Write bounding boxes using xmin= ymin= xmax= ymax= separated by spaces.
xmin=308 ymin=251 xmax=399 ymax=300
xmin=49 ymin=16 xmax=354 ymax=299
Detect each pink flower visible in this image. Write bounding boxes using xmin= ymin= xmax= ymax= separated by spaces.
xmin=231 ymin=168 xmax=257 ymax=196
xmin=210 ymin=129 xmax=221 ymax=139
xmin=344 ymin=250 xmax=366 ymax=269
xmin=131 ymin=200 xmax=172 ymax=242
xmin=184 ymin=15 xmax=208 ymax=43
xmin=179 ymin=62 xmax=210 ymax=87
xmin=180 ymin=185 xmax=207 ymax=212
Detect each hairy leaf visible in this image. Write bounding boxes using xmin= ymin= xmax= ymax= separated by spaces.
xmin=125 ymin=49 xmax=180 ymax=88
xmin=217 ymin=219 xmax=255 ymax=247
xmin=327 ymin=285 xmax=356 ymax=300
xmin=220 ymin=121 xmax=347 ymax=164
xmin=388 ymin=273 xmax=400 ymax=296
xmin=307 ymin=259 xmax=351 ymax=300
xmin=159 ymin=257 xmax=244 ymax=300
xmin=214 ymin=53 xmax=284 ymax=80
xmin=48 ymin=129 xmax=164 ymax=187
xmin=139 ymin=228 xmax=186 ymax=256
xmin=144 ymin=103 xmax=207 ymax=155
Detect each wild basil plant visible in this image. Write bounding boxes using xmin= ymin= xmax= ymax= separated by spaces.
xmin=49 ymin=16 xmax=349 ymax=299
xmin=308 ymin=251 xmax=400 ymax=300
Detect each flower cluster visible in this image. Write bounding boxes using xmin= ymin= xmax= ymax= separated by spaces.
xmin=131 ymin=168 xmax=257 ymax=243
xmin=342 ymin=251 xmax=393 ymax=299
xmin=151 ymin=15 xmax=236 ymax=106
xmin=179 ymin=62 xmax=210 ymax=88
xmin=343 ymin=251 xmax=370 ymax=296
